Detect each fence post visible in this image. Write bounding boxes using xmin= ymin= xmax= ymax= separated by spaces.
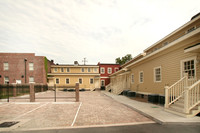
xmin=30 ymin=84 xmax=35 ymax=102
xmin=75 ymin=83 xmax=79 ymax=102
xmin=7 ymin=82 xmax=9 ymax=102
xmin=13 ymin=84 xmax=16 ymax=97
xmin=164 ymin=86 xmax=169 ymax=108
xmin=54 ymin=84 xmax=56 ymax=102
xmin=41 ymin=84 xmax=44 ymax=92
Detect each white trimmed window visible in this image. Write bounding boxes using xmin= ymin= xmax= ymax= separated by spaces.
xmin=29 ymin=63 xmax=34 ymax=71
xmin=66 ymin=68 xmax=70 ymax=72
xmin=3 ymin=62 xmax=9 ymax=70
xmin=29 ymin=77 xmax=34 ymax=83
xmin=66 ymin=78 xmax=70 ymax=84
xmin=56 ymin=78 xmax=59 ymax=84
xmin=101 ymin=67 xmax=105 ymax=74
xmin=115 ymin=68 xmax=119 ymax=72
xmin=154 ymin=67 xmax=161 ymax=82
xmin=182 ymin=59 xmax=196 ymax=79
xmin=4 ymin=76 xmax=9 ymax=84
xmin=61 ymin=68 xmax=64 ymax=72
xmin=139 ymin=71 xmax=144 ymax=83
xmin=90 ymin=78 xmax=94 ymax=84
xmin=131 ymin=74 xmax=134 ymax=84
xmin=79 ymin=78 xmax=82 ymax=84
xmin=108 ymin=68 xmax=112 ymax=74
xmin=94 ymin=68 xmax=98 ymax=72
xmin=81 ymin=68 xmax=85 ymax=72
xmin=101 ymin=80 xmax=105 ymax=86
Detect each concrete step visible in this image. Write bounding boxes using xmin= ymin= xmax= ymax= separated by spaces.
xmin=174 ymin=102 xmax=184 ymax=108
xmin=166 ymin=104 xmax=200 ymax=118
xmin=170 ymin=105 xmax=184 ymax=113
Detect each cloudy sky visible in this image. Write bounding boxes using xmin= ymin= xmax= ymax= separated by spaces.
xmin=0 ymin=0 xmax=199 ymax=64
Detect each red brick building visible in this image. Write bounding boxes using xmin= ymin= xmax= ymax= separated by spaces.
xmin=0 ymin=53 xmax=53 ymax=84
xmin=97 ymin=63 xmax=120 ymax=89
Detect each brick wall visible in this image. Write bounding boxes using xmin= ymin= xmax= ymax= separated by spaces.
xmin=0 ymin=53 xmax=51 ymax=84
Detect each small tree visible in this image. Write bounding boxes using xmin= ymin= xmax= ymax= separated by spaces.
xmin=115 ymin=54 xmax=132 ymax=65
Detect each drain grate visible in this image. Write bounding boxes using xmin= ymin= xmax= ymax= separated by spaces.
xmin=0 ymin=121 xmax=19 ymax=128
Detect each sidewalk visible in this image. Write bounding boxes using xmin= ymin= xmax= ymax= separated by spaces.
xmin=102 ymin=91 xmax=200 ymax=125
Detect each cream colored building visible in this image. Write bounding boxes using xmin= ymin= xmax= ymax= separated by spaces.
xmin=108 ymin=14 xmax=200 ymax=117
xmin=48 ymin=62 xmax=100 ymax=90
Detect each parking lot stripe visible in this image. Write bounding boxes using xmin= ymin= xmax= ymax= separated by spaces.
xmin=52 ymin=102 xmax=76 ymax=104
xmin=13 ymin=102 xmax=49 ymax=120
xmin=15 ymin=102 xmax=40 ymax=104
xmin=71 ymin=102 xmax=82 ymax=127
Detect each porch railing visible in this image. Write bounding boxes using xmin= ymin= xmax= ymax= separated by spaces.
xmin=184 ymin=80 xmax=200 ymax=113
xmin=165 ymin=74 xmax=188 ymax=108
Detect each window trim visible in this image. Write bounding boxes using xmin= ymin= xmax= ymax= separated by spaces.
xmin=88 ymin=68 xmax=91 ymax=72
xmin=29 ymin=63 xmax=34 ymax=71
xmin=131 ymin=73 xmax=134 ymax=84
xmin=66 ymin=68 xmax=70 ymax=72
xmin=101 ymin=80 xmax=105 ymax=86
xmin=81 ymin=68 xmax=85 ymax=72
xmin=66 ymin=78 xmax=70 ymax=84
xmin=94 ymin=68 xmax=98 ymax=73
xmin=54 ymin=68 xmax=58 ymax=72
xmin=154 ymin=66 xmax=162 ymax=82
xmin=3 ymin=62 xmax=9 ymax=71
xmin=115 ymin=67 xmax=119 ymax=72
xmin=139 ymin=71 xmax=144 ymax=83
xmin=90 ymin=78 xmax=94 ymax=84
xmin=61 ymin=68 xmax=64 ymax=72
xmin=79 ymin=78 xmax=83 ymax=84
xmin=29 ymin=76 xmax=35 ymax=83
xmin=55 ymin=78 xmax=60 ymax=84
xmin=4 ymin=76 xmax=9 ymax=84
xmin=107 ymin=67 xmax=112 ymax=74
xmin=180 ymin=56 xmax=196 ymax=79
xmin=100 ymin=67 xmax=105 ymax=74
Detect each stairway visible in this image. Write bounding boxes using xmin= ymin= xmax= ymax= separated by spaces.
xmin=165 ymin=74 xmax=200 ymax=117
xmin=165 ymin=97 xmax=200 ymax=117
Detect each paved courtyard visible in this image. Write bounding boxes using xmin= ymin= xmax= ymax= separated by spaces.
xmin=0 ymin=91 xmax=153 ymax=131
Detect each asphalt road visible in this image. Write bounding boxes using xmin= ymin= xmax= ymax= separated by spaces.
xmin=3 ymin=123 xmax=200 ymax=133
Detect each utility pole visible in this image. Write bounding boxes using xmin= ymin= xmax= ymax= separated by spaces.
xmin=82 ymin=58 xmax=88 ymax=65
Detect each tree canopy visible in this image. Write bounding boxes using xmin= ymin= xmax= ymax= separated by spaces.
xmin=115 ymin=54 xmax=132 ymax=65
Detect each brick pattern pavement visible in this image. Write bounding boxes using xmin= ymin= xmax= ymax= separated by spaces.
xmin=0 ymin=91 xmax=152 ymax=131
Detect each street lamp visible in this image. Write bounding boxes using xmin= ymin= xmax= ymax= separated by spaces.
xmin=24 ymin=58 xmax=27 ymax=83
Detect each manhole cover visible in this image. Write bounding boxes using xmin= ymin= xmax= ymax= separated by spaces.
xmin=0 ymin=121 xmax=19 ymax=128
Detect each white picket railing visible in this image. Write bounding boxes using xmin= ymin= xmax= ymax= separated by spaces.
xmin=184 ymin=80 xmax=200 ymax=113
xmin=165 ymin=75 xmax=188 ymax=108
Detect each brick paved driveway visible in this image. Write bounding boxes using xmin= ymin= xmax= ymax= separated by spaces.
xmin=0 ymin=91 xmax=153 ymax=131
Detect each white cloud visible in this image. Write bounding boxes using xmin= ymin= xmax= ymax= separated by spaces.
xmin=0 ymin=0 xmax=199 ymax=64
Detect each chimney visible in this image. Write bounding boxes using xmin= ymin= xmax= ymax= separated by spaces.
xmin=74 ymin=61 xmax=79 ymax=66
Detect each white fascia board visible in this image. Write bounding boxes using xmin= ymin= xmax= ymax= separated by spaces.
xmin=144 ymin=16 xmax=200 ymax=52
xmin=126 ymin=28 xmax=200 ymax=69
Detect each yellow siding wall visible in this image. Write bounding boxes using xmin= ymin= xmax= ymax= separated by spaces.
xmin=129 ymin=39 xmax=200 ymax=95
xmin=53 ymin=75 xmax=98 ymax=89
